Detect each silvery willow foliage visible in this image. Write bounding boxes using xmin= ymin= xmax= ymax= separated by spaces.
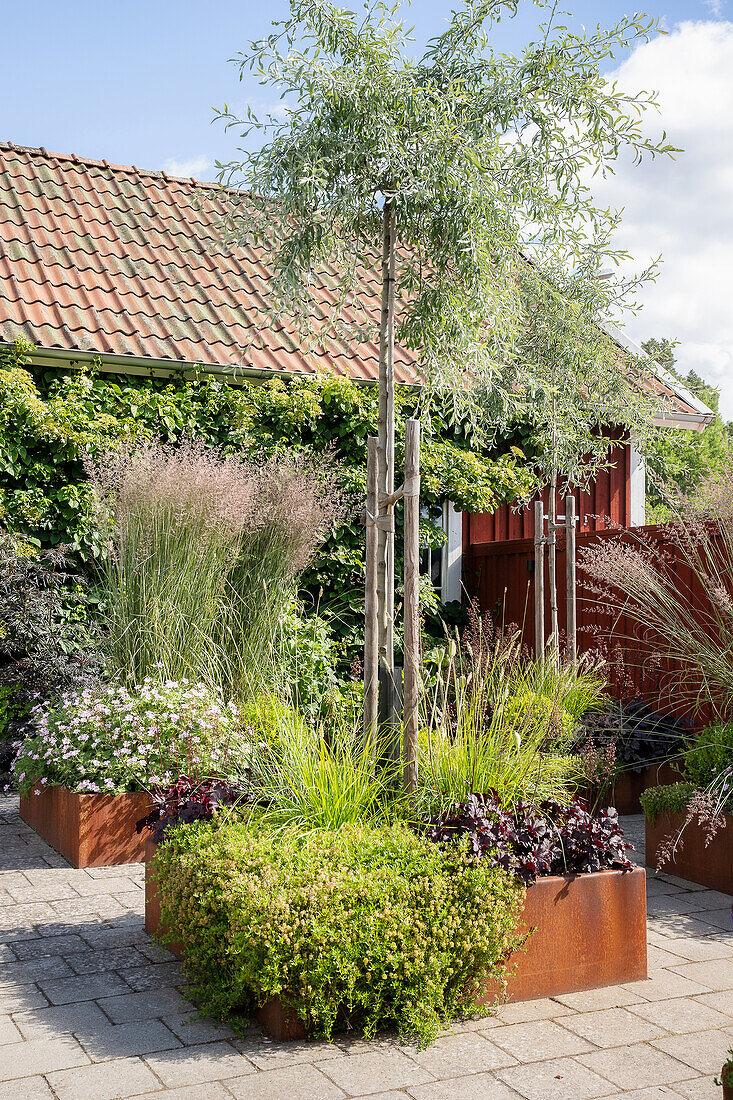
xmin=216 ymin=0 xmax=673 ymax=450
xmin=11 ymin=679 xmax=251 ymax=796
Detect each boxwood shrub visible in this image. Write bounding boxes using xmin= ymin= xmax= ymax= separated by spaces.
xmin=639 ymin=781 xmax=696 ymax=825
xmin=152 ymin=820 xmax=525 ymax=1045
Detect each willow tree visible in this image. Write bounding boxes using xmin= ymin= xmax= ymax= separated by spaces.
xmin=215 ymin=0 xmax=674 ymax=744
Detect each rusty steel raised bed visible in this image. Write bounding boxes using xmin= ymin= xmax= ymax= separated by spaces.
xmin=484 ymin=866 xmax=647 ymax=1005
xmin=20 ymin=783 xmax=150 ymax=868
xmin=145 ymin=841 xmax=647 ymax=1039
xmin=646 ymin=810 xmax=733 ymax=894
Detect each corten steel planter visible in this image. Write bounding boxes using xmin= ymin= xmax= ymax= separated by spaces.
xmin=646 ymin=810 xmax=733 ymax=894
xmin=20 ymin=783 xmax=150 ymax=868
xmin=146 ymin=843 xmax=647 ymax=1038
xmin=481 ymin=866 xmax=647 ymax=1005
xmin=611 ymin=762 xmax=681 ymax=815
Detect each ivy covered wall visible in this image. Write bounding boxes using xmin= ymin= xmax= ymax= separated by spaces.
xmin=0 ymin=339 xmax=534 ymax=665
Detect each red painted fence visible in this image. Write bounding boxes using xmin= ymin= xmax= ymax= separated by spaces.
xmin=463 ymin=523 xmax=719 ymax=723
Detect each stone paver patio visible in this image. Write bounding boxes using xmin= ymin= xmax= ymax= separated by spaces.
xmin=1 ymin=799 xmax=732 ymax=1100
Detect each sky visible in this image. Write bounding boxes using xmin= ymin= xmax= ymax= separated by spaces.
xmin=3 ymin=0 xmax=732 ymax=416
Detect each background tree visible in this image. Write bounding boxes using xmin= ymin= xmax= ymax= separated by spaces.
xmin=215 ymin=0 xmax=675 ymax=744
xmin=641 ymin=338 xmax=731 ymax=520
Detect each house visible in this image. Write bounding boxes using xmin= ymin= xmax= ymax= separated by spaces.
xmin=0 ymin=141 xmax=715 ymax=610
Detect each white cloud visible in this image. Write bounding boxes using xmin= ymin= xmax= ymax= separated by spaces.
xmin=596 ymin=21 xmax=733 ymax=417
xmin=163 ymin=154 xmax=212 ymax=179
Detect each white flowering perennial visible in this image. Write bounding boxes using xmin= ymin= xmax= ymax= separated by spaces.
xmin=11 ymin=679 xmax=251 ymax=796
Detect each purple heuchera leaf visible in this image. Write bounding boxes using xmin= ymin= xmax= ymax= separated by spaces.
xmin=422 ymin=794 xmax=633 ymax=885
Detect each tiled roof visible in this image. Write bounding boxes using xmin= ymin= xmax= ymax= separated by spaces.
xmin=0 ymin=142 xmax=712 ymax=423
xmin=0 ymin=141 xmax=419 ymax=384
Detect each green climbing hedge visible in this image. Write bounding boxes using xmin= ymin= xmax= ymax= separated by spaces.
xmin=0 ymin=339 xmax=535 ymax=665
xmin=151 ymin=820 xmax=525 ymax=1046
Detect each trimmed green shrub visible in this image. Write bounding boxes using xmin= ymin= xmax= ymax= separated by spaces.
xmin=684 ymin=723 xmax=733 ymax=793
xmin=640 ymin=781 xmax=696 ymax=825
xmin=152 ymin=821 xmax=525 ymax=1045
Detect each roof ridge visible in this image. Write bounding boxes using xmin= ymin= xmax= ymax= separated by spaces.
xmin=0 ymin=140 xmax=219 ymax=189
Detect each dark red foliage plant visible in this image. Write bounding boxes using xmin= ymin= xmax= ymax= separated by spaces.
xmin=136 ymin=776 xmax=247 ymax=843
xmin=422 ymin=794 xmax=632 ymax=885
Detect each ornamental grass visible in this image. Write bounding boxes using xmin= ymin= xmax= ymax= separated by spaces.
xmin=86 ymin=438 xmax=346 ymax=698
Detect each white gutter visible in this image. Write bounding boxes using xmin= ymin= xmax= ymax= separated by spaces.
xmin=607 ymin=323 xmax=715 ymax=432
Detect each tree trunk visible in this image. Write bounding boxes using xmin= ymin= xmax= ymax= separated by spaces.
xmin=376 ymin=199 xmax=398 ymax=743
xmin=363 ymin=436 xmax=379 ymax=735
xmin=402 ymin=419 xmax=420 ymax=793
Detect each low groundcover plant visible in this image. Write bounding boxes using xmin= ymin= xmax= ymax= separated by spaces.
xmin=11 ymin=678 xmax=251 ymax=796
xmin=151 ymin=820 xmax=525 ymax=1046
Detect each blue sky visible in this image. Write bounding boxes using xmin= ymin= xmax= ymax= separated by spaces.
xmin=3 ymin=1 xmax=733 ymax=414
xmin=2 ymin=0 xmax=722 ymax=175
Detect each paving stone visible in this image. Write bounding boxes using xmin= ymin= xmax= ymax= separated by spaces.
xmin=488 ymin=1019 xmax=594 ymax=1061
xmin=622 ymin=969 xmax=712 ymax=1001
xmin=647 ymin=896 xmax=711 ymax=917
xmin=98 ymin=988 xmax=191 ymax=1024
xmin=674 ymin=1077 xmax=724 ymax=1098
xmin=143 ymin=1041 xmax=256 ymax=1087
xmin=134 ymin=1086 xmax=234 ymax=1100
xmin=655 ymin=874 xmax=708 ymax=891
xmin=598 ymin=1089 xmax=687 ymax=1099
xmin=0 ymin=1016 xmax=21 ymax=1046
xmin=65 ymin=946 xmax=150 ymax=974
xmin=645 ymin=877 xmax=689 ymax=897
xmin=669 ymin=959 xmax=733 ymax=991
xmin=408 ymin=1077 xmax=521 ymax=1100
xmin=50 ymin=897 xmax=126 ymax=920
xmin=552 ymin=986 xmax=646 ymax=1012
xmin=5 ymin=883 xmax=80 ymax=905
xmin=38 ymin=971 xmax=132 ymax=1004
xmin=0 ymin=984 xmax=48 ymax=1013
xmin=71 ymin=876 xmax=139 ymax=897
xmin=407 ymin=1031 xmax=518 ymax=1076
xmin=626 ymin=995 xmax=733 ymax=1032
xmin=647 ymin=944 xmax=688 ymax=968
xmin=558 ymin=1007 xmax=667 ymax=1047
xmin=492 ymin=998 xmax=574 ymax=1023
xmin=47 ymin=1055 xmax=161 ymax=1100
xmin=0 ymin=956 xmax=76 ymax=984
xmin=78 ymin=1019 xmax=183 ymax=1061
xmin=658 ymin=936 xmax=733 ymax=962
xmin=235 ymin=1038 xmax=347 ymax=1070
xmin=687 ymin=908 xmax=733 ymax=932
xmin=577 ymin=1044 xmax=699 ymax=1089
xmin=651 ymin=1029 xmax=733 ymax=1074
xmin=315 ymin=1050 xmax=435 ymax=1095
xmin=0 ymin=1035 xmax=89 ymax=1081
xmin=695 ymin=989 xmax=733 ymax=1015
xmin=163 ymin=1012 xmax=237 ymax=1047
xmin=12 ymin=934 xmax=89 ymax=959
xmin=224 ymin=1063 xmax=345 ymax=1099
xmin=684 ymin=890 xmax=733 ymax=911
xmin=11 ymin=1001 xmax=112 ymax=1041
xmin=0 ymin=1078 xmax=55 ymax=1099
xmin=497 ymin=1055 xmax=619 ymax=1098
xmin=117 ymin=960 xmax=184 ymax=992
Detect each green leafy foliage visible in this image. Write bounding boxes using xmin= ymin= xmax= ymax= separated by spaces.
xmin=641 ymin=338 xmax=731 ymax=522
xmin=682 ymin=723 xmax=733 ymax=793
xmin=152 ymin=820 xmax=525 ymax=1045
xmin=639 ymin=781 xmax=696 ymax=825
xmin=0 ymin=342 xmax=532 ymax=668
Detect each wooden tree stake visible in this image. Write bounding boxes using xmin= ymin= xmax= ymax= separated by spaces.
xmin=402 ymin=419 xmax=420 ymax=794
xmin=363 ymin=436 xmax=379 ymax=735
xmin=565 ymin=493 xmax=578 ymax=663
xmin=534 ymin=499 xmax=545 ymax=660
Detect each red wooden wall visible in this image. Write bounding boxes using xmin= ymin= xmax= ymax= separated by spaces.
xmin=463 ymin=524 xmax=718 ymax=724
xmin=464 ymin=439 xmax=634 ymax=547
